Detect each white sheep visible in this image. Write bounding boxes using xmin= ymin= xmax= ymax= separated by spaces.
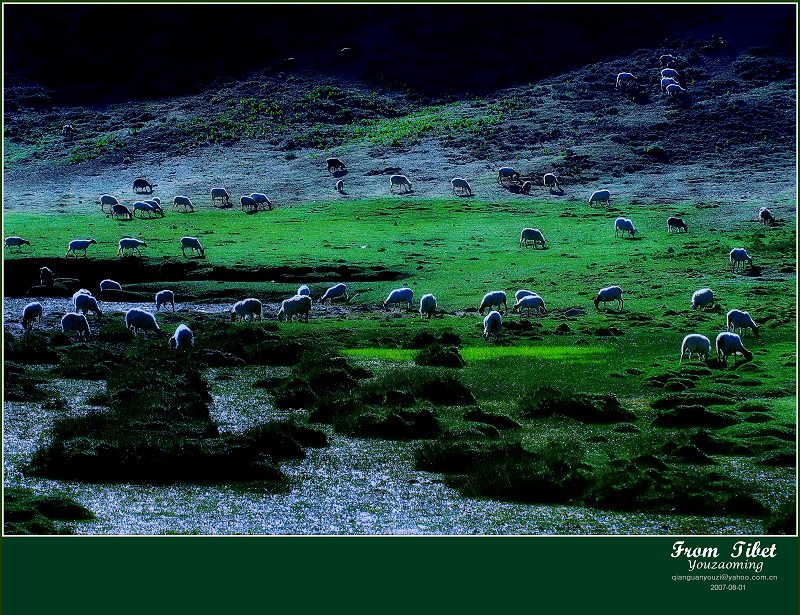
xmin=335 ymin=180 xmax=344 ymax=193
xmin=144 ymin=199 xmax=164 ymax=216
xmin=384 ymin=288 xmax=414 ymax=311
xmin=125 ymin=308 xmax=162 ymax=337
xmin=451 ymin=177 xmax=473 ymax=196
xmin=594 ymin=286 xmax=624 ymax=310
xmin=297 ymin=285 xmax=311 ymax=296
xmin=479 ymin=291 xmax=508 ymax=315
xmin=520 ymin=228 xmax=546 ymax=248
xmin=112 ymin=204 xmax=133 ymax=220
xmin=4 ymin=237 xmax=31 ymax=253
xmin=758 ymin=207 xmax=775 ymax=225
xmin=660 ymin=76 xmax=680 ymax=91
xmin=543 ymin=173 xmax=560 ymax=191
xmin=512 ymin=294 xmax=547 ymax=316
xmin=667 ymin=216 xmax=688 ymax=233
xmin=726 ymin=309 xmax=759 ymax=338
xmin=320 ymin=283 xmax=348 ymax=304
xmin=389 ymin=174 xmax=412 ymax=193
xmin=277 ymin=295 xmax=312 ymax=323
xmin=169 ymin=324 xmax=194 ymax=350
xmin=132 ymin=201 xmax=159 ymax=218
xmin=666 ymin=83 xmax=688 ymax=98
xmin=61 ymin=313 xmax=91 ymax=339
xmin=691 ymin=288 xmax=715 ymax=310
xmin=99 ymin=194 xmax=120 ymax=212
xmin=155 ymin=290 xmax=176 ymax=312
xmin=210 ymin=187 xmax=231 ymax=207
xmin=40 ymin=266 xmax=55 ymax=287
xmin=520 ymin=181 xmax=533 ymax=195
xmin=729 ymin=248 xmax=752 ymax=272
xmin=616 ymin=72 xmax=637 ymax=88
xmin=181 ymin=237 xmax=204 ymax=258
xmin=419 ymin=293 xmax=437 ymax=318
xmin=62 ymin=123 xmax=77 ymax=139
xmin=100 ymin=279 xmax=122 ymax=292
xmin=614 ymin=217 xmax=637 ymax=238
xmin=230 ymin=298 xmax=263 ymax=321
xmin=240 ymin=195 xmax=257 ymax=212
xmin=118 ymin=237 xmax=147 ymax=257
xmin=22 ymin=301 xmax=44 ymax=330
xmin=65 ymin=239 xmax=97 ymax=258
xmin=483 ymin=310 xmax=502 ymax=341
xmin=152 ymin=197 xmax=161 ymax=206
xmin=250 ymin=193 xmax=273 ymax=211
xmin=173 ymin=195 xmax=194 ymax=212
xmin=515 ymin=289 xmax=537 ymax=301
xmin=716 ymin=332 xmax=752 ymax=366
xmin=660 ymin=54 xmax=677 ymax=67
xmin=497 ymin=167 xmax=520 ymax=184
xmin=680 ymin=334 xmax=711 ymax=363
xmin=73 ymin=291 xmax=103 ymax=318
xmin=588 ymin=189 xmax=610 ymax=207
xmin=661 ymin=68 xmax=680 ymax=79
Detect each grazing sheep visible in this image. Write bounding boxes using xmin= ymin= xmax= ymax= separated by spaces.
xmin=100 ymin=194 xmax=120 ymax=213
xmin=100 ymin=279 xmax=122 ymax=292
xmin=326 ymin=157 xmax=347 ymax=173
xmin=614 ymin=217 xmax=637 ymax=238
xmin=40 ymin=266 xmax=55 ymax=287
xmin=616 ymin=72 xmax=637 ymax=88
xmin=132 ymin=201 xmax=159 ymax=218
xmin=451 ymin=177 xmax=473 ymax=196
xmin=389 ymin=174 xmax=412 ymax=193
xmin=180 ymin=237 xmax=204 ymax=258
xmin=118 ymin=237 xmax=147 ymax=257
xmin=65 ymin=239 xmax=97 ymax=258
xmin=660 ymin=76 xmax=680 ymax=91
xmin=22 ymin=302 xmax=44 ymax=330
xmin=133 ymin=178 xmax=155 ymax=194
xmin=173 ymin=195 xmax=194 ymax=212
xmin=716 ymin=332 xmax=753 ymax=366
xmin=335 ymin=180 xmax=344 ymax=193
xmin=520 ymin=181 xmax=533 ymax=195
xmin=62 ymin=123 xmax=77 ymax=139
xmin=680 ymin=334 xmax=711 ymax=363
xmin=230 ymin=298 xmax=263 ymax=321
xmin=169 ymin=324 xmax=194 ymax=350
xmin=155 ymin=289 xmax=176 ymax=312
xmin=250 ymin=193 xmax=273 ymax=211
xmin=297 ymin=285 xmax=311 ymax=296
xmin=73 ymin=291 xmax=103 ymax=318
xmin=588 ymin=189 xmax=611 ymax=207
xmin=152 ymin=197 xmax=161 ymax=206
xmin=691 ymin=288 xmax=715 ymax=310
xmin=520 ymin=228 xmax=546 ymax=249
xmin=729 ymin=248 xmax=752 ymax=272
xmin=758 ymin=207 xmax=775 ymax=225
xmin=144 ymin=200 xmax=164 ymax=216
xmin=512 ymin=294 xmax=547 ymax=316
xmin=483 ymin=310 xmax=502 ymax=341
xmin=497 ymin=167 xmax=520 ymax=184
xmin=661 ymin=68 xmax=679 ymax=79
xmin=666 ymin=83 xmax=688 ymax=98
xmin=320 ymin=283 xmax=349 ymax=304
xmin=4 ymin=237 xmax=31 ymax=253
xmin=543 ymin=173 xmax=560 ymax=191
xmin=210 ymin=187 xmax=231 ymax=207
xmin=61 ymin=313 xmax=91 ymax=339
xmin=384 ymin=288 xmax=414 ymax=311
xmin=240 ymin=195 xmax=257 ymax=212
xmin=594 ymin=286 xmax=624 ymax=310
xmin=125 ymin=308 xmax=162 ymax=337
xmin=277 ymin=295 xmax=312 ymax=323
xmin=515 ymin=289 xmax=537 ymax=301
xmin=112 ymin=204 xmax=133 ymax=220
xmin=667 ymin=216 xmax=688 ymax=233
xmin=727 ymin=309 xmax=759 ymax=338
xmin=419 ymin=293 xmax=437 ymax=318
xmin=479 ymin=291 xmax=508 ymax=315
xmin=660 ymin=54 xmax=677 ymax=67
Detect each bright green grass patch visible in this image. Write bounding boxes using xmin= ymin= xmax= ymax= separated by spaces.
xmin=342 ymin=345 xmax=609 ymax=362
xmin=342 ymin=348 xmax=416 ymax=361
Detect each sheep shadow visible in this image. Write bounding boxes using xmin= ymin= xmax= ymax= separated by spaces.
xmin=548 ymin=187 xmax=565 ymax=196
xmin=501 ymin=183 xmax=523 ymax=194
xmin=453 ymin=192 xmax=475 ymax=198
xmin=332 ymin=170 xmax=348 ymax=179
xmin=741 ymin=265 xmax=763 ymax=277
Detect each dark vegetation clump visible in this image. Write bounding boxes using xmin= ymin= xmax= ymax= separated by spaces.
xmin=5 ymin=363 xmax=51 ymax=402
xmin=4 ymin=487 xmax=94 ymax=535
xmin=415 ymin=343 xmax=465 ymax=368
xmin=765 ymin=500 xmax=796 ymax=534
xmin=463 ymin=408 xmax=521 ymax=430
xmin=520 ymin=386 xmax=634 ymax=423
xmin=51 ymin=347 xmax=115 ymax=380
xmin=651 ymin=392 xmax=736 ymax=409
xmin=346 ymin=407 xmax=440 ymax=440
xmin=4 ymin=331 xmax=60 ymax=364
xmin=403 ymin=329 xmax=461 ymax=349
xmin=193 ymin=321 xmax=303 ymax=365
xmin=651 ymin=405 xmax=740 ymax=428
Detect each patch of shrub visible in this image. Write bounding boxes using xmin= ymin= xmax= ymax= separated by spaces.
xmin=346 ymin=407 xmax=440 ymax=440
xmin=652 ymin=405 xmax=739 ymax=428
xmin=415 ymin=343 xmax=465 ymax=368
xmin=765 ymin=500 xmax=796 ymax=534
xmin=520 ymin=386 xmax=634 ymax=423
xmin=463 ymin=408 xmax=521 ymax=430
xmin=4 ymin=487 xmax=94 ymax=535
xmin=4 ymin=332 xmax=60 ymax=364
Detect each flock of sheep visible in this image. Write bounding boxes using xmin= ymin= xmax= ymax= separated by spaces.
xmin=616 ymin=53 xmax=690 ymax=100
